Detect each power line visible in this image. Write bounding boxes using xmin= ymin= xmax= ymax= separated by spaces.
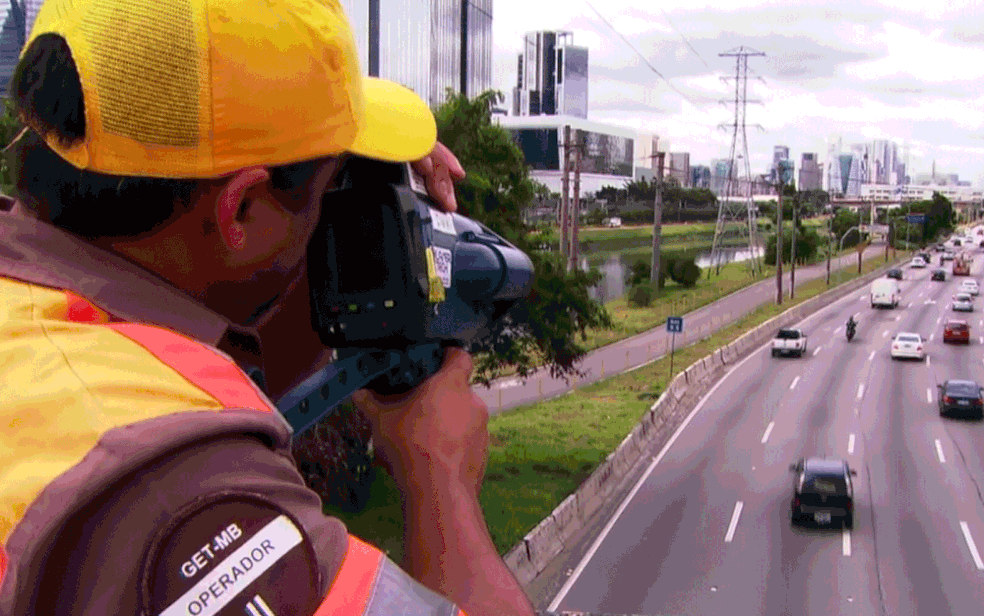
xmin=583 ymin=1 xmax=703 ymax=108
xmin=658 ymin=8 xmax=710 ymax=70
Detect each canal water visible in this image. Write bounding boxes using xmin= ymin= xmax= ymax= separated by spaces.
xmin=582 ymin=246 xmax=765 ymax=303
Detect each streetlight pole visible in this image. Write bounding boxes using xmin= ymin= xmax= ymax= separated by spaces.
xmin=776 ymin=184 xmax=783 ymax=305
xmin=826 ymin=208 xmax=832 ymax=285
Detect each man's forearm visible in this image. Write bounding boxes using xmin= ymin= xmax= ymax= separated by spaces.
xmin=401 ymin=479 xmax=536 ymax=616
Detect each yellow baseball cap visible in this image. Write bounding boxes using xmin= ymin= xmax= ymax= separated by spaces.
xmin=22 ymin=0 xmax=437 ymax=178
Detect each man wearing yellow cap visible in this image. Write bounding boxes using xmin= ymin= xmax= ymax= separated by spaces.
xmin=0 ymin=1 xmax=536 ymax=616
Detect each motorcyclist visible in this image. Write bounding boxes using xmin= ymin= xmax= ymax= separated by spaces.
xmin=846 ymin=315 xmax=857 ymax=339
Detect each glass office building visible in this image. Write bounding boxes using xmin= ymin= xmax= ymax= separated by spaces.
xmin=0 ymin=0 xmax=44 ymax=97
xmin=340 ymin=0 xmax=493 ymax=109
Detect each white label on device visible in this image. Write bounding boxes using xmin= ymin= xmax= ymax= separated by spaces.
xmin=432 ymin=246 xmax=453 ymax=288
xmin=430 ymin=207 xmax=457 ymax=237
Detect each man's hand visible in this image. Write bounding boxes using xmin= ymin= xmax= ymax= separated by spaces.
xmin=351 ymin=347 xmax=487 ymax=496
xmin=351 ymin=348 xmax=535 ymax=616
xmin=411 ymin=141 xmax=466 ymax=214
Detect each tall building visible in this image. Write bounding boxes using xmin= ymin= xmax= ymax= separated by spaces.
xmin=512 ymin=30 xmax=588 ymax=118
xmin=0 ymin=0 xmax=44 ymax=97
xmin=691 ymin=165 xmax=710 ymax=189
xmin=771 ymin=145 xmax=792 ymax=185
xmin=340 ymin=0 xmax=493 ymax=108
xmin=711 ymin=158 xmax=733 ymax=195
xmin=667 ymin=152 xmax=690 ymax=187
xmin=871 ymin=139 xmax=898 ymax=185
xmin=798 ymin=153 xmax=821 ymax=191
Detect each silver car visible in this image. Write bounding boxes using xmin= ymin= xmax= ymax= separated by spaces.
xmin=953 ymin=293 xmax=974 ymax=312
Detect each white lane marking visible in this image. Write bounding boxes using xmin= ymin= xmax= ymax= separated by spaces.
xmin=895 ymin=315 xmax=902 ymax=322
xmin=979 ymin=336 xmax=983 ymax=344
xmin=847 ymin=433 xmax=856 ymax=455
xmin=980 ymin=319 xmax=983 ymax=327
xmin=548 ymin=278 xmax=894 ymax=612
xmin=813 ymin=347 xmax=821 ymax=356
xmin=547 ymin=334 xmax=771 ymax=611
xmin=935 ymin=439 xmax=946 ymax=464
xmin=790 ymin=376 xmax=800 ymax=390
xmin=927 ymin=356 xmax=932 ymax=366
xmin=959 ymin=521 xmax=984 ymax=570
xmin=854 ymin=312 xmax=861 ymax=319
xmin=834 ymin=327 xmax=842 ymax=334
xmin=724 ymin=501 xmax=744 ymax=543
xmin=883 ymin=330 xmax=890 ymax=338
xmin=930 ymin=333 xmax=935 ymax=342
xmin=761 ymin=421 xmax=775 ymax=444
xmin=868 ymin=350 xmax=875 ymax=361
xmin=843 ymin=530 xmax=852 ymax=556
xmin=857 ymin=384 xmax=865 ymax=399
xmin=927 ymin=388 xmax=933 ymax=403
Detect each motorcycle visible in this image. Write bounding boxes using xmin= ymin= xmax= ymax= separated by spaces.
xmin=846 ymin=322 xmax=857 ymax=342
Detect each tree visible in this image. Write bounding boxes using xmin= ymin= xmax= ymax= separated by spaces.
xmin=0 ymin=99 xmax=24 ymax=195
xmin=434 ymin=90 xmax=614 ymax=385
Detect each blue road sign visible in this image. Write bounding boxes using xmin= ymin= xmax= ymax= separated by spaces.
xmin=906 ymin=214 xmax=926 ymax=224
xmin=666 ymin=316 xmax=684 ymax=333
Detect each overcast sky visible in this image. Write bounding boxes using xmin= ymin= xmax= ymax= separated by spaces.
xmin=491 ymin=0 xmax=984 ymax=187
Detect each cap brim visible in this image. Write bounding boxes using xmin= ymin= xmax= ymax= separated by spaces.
xmin=348 ymin=77 xmax=437 ymax=163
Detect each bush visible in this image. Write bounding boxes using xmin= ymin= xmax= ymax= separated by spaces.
xmin=627 ymin=283 xmax=657 ymax=307
xmin=671 ymin=259 xmax=702 ymax=287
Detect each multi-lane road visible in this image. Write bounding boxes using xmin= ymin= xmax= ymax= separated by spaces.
xmin=534 ymin=254 xmax=984 ymax=616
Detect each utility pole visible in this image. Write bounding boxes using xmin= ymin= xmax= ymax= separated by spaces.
xmin=572 ymin=129 xmax=582 ymax=271
xmin=790 ymin=194 xmax=796 ymax=299
xmin=560 ymin=125 xmax=571 ymax=270
xmin=826 ymin=207 xmax=832 ymax=285
xmin=776 ymin=183 xmax=783 ymax=304
xmin=650 ymin=151 xmax=666 ymax=284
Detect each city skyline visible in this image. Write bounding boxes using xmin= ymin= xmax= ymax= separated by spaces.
xmin=492 ymin=1 xmax=984 ymax=188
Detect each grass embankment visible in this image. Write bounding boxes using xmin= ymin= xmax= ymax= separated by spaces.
xmin=325 ymin=250 xmax=910 ymax=559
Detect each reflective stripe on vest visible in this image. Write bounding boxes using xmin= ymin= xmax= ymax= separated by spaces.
xmin=0 ymin=279 xmax=277 ymax=546
xmin=313 ymin=536 xmax=466 ymax=616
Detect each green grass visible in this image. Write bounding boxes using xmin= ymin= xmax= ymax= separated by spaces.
xmin=326 ymin=251 xmax=912 ymax=559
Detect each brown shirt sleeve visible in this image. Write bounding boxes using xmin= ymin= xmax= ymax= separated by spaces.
xmin=0 ymin=410 xmax=348 ymax=616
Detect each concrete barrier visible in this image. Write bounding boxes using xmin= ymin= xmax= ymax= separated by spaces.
xmin=506 ymin=258 xmax=903 ymax=588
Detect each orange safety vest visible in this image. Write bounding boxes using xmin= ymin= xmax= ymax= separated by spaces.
xmin=0 ymin=277 xmax=465 ymax=615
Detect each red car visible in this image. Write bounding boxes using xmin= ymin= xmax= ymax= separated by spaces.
xmin=943 ymin=320 xmax=971 ymax=344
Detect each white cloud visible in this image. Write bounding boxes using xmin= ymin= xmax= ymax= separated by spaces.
xmin=844 ymin=22 xmax=984 ymax=82
xmin=491 ymin=1 xmax=984 ymax=180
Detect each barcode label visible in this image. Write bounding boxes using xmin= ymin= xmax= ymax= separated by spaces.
xmin=432 ymin=246 xmax=452 ymax=288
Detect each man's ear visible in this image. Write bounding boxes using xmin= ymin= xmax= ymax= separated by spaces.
xmin=215 ymin=166 xmax=271 ymax=251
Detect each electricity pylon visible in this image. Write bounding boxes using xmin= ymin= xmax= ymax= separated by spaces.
xmin=709 ymin=46 xmax=765 ymax=277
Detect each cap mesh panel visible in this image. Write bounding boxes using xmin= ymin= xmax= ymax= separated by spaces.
xmin=77 ymin=0 xmax=199 ymax=148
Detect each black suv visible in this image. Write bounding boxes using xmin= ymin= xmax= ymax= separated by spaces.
xmin=789 ymin=457 xmax=856 ymax=528
xmin=886 ymin=268 xmax=903 ymax=280
xmin=932 ymin=269 xmax=946 ymax=281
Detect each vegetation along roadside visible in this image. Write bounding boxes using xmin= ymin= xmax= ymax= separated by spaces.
xmin=322 ymin=250 xmax=911 ymax=561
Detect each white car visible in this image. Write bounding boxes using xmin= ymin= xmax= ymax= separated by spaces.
xmin=891 ymin=333 xmax=926 ymax=360
xmin=953 ymin=293 xmax=974 ymax=312
xmin=909 ymin=257 xmax=927 ymax=268
xmin=959 ymin=280 xmax=980 ymax=296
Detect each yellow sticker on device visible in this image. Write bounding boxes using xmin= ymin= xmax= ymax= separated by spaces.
xmin=425 ymin=247 xmax=446 ymax=303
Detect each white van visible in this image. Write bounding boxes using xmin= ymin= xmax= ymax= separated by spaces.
xmin=871 ymin=278 xmax=901 ymax=309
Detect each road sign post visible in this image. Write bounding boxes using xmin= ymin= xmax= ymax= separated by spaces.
xmin=666 ymin=316 xmax=684 ymax=381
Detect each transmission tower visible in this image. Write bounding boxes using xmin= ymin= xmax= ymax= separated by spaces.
xmin=709 ymin=46 xmax=765 ymax=277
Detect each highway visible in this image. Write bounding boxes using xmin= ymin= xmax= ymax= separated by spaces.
xmin=535 ymin=254 xmax=984 ymax=616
